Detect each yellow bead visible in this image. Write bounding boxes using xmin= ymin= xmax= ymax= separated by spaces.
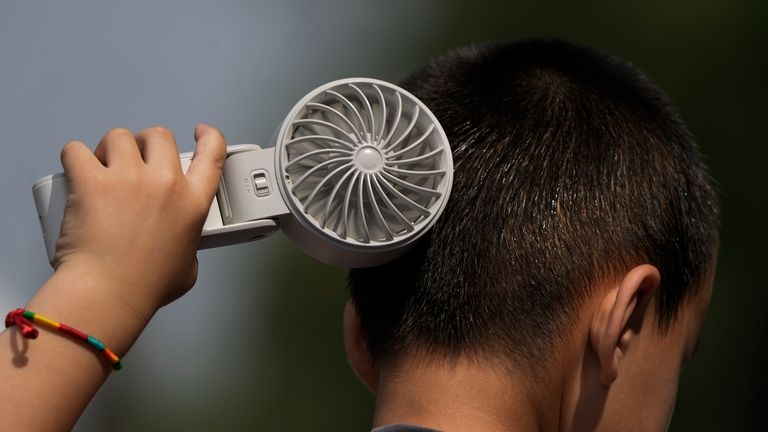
xmin=34 ymin=315 xmax=60 ymax=329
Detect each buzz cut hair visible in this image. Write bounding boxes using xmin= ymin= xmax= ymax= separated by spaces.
xmin=348 ymin=39 xmax=720 ymax=367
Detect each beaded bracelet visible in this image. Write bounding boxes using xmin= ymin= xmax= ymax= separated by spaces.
xmin=4 ymin=308 xmax=123 ymax=370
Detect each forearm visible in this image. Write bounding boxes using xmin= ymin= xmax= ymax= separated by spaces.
xmin=0 ymin=265 xmax=155 ymax=431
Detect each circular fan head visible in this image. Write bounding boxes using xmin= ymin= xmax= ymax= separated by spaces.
xmin=274 ymin=78 xmax=453 ymax=267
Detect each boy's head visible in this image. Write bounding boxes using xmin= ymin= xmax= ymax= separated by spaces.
xmin=345 ymin=39 xmax=719 ymax=430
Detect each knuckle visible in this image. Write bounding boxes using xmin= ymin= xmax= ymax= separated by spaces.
xmin=61 ymin=140 xmax=85 ymax=159
xmin=144 ymin=126 xmax=174 ymax=141
xmin=148 ymin=169 xmax=180 ymax=193
xmin=156 ymin=171 xmax=179 ymax=188
xmin=212 ymin=152 xmax=225 ymax=170
xmin=104 ymin=127 xmax=133 ymax=141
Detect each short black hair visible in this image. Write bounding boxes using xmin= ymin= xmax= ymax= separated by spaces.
xmin=348 ymin=39 xmax=719 ymax=367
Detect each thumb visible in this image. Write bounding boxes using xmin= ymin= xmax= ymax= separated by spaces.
xmin=187 ymin=124 xmax=226 ymax=200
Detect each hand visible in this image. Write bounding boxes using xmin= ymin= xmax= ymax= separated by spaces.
xmin=0 ymin=125 xmax=226 ymax=431
xmin=53 ymin=124 xmax=226 ymax=320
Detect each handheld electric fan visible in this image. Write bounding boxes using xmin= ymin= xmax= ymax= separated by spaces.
xmin=32 ymin=78 xmax=453 ymax=268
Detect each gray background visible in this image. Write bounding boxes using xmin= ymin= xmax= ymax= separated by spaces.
xmin=1 ymin=1 xmax=765 ymax=430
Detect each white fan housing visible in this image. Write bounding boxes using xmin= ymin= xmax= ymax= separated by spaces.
xmin=32 ymin=78 xmax=453 ymax=268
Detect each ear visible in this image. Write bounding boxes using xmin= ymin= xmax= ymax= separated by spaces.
xmin=589 ymin=264 xmax=660 ymax=386
xmin=343 ymin=300 xmax=379 ymax=393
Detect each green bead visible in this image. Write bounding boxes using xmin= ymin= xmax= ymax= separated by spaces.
xmin=22 ymin=310 xmax=35 ymax=320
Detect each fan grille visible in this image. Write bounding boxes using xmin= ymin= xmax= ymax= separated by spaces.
xmin=277 ymin=79 xmax=452 ymax=248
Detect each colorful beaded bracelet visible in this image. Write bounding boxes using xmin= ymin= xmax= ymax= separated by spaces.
xmin=4 ymin=308 xmax=123 ymax=370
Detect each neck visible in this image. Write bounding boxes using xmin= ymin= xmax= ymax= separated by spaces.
xmin=372 ymin=356 xmax=563 ymax=432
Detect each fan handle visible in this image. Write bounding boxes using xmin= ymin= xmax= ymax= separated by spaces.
xmin=32 ymin=145 xmax=289 ymax=266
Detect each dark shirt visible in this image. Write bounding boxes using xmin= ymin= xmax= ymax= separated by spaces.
xmin=372 ymin=425 xmax=441 ymax=432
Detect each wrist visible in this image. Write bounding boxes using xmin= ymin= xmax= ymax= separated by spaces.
xmin=55 ymin=255 xmax=167 ymax=317
xmin=26 ymin=261 xmax=159 ymax=356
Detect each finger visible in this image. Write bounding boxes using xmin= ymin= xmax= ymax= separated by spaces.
xmin=94 ymin=128 xmax=142 ymax=168
xmin=186 ymin=124 xmax=226 ymax=199
xmin=134 ymin=126 xmax=182 ymax=171
xmin=60 ymin=141 xmax=103 ymax=186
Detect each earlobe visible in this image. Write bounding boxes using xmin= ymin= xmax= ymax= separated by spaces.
xmin=588 ymin=264 xmax=660 ymax=386
xmin=343 ymin=300 xmax=380 ymax=393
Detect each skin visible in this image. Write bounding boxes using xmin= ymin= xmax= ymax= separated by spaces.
xmin=0 ymin=125 xmax=227 ymax=431
xmin=345 ymin=265 xmax=713 ymax=431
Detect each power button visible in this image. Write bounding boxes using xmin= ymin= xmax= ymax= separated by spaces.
xmin=251 ymin=170 xmax=271 ymax=197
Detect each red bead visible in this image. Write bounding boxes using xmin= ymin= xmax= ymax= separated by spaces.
xmin=59 ymin=323 xmax=88 ymax=340
xmin=20 ymin=326 xmax=39 ymax=339
xmin=4 ymin=308 xmax=24 ymax=328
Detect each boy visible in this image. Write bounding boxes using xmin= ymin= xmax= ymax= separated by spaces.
xmin=345 ymin=40 xmax=719 ymax=431
xmin=1 ymin=39 xmax=718 ymax=431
